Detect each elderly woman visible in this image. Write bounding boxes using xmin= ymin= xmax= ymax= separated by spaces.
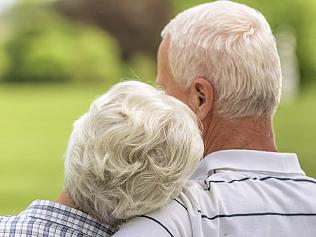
xmin=0 ymin=80 xmax=203 ymax=236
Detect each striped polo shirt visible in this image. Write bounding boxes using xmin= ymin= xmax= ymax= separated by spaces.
xmin=114 ymin=150 xmax=316 ymax=237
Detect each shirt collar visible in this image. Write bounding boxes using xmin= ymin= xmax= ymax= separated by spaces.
xmin=191 ymin=149 xmax=305 ymax=180
xmin=21 ymin=200 xmax=115 ymax=236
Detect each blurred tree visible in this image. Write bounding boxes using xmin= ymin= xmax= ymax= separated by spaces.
xmin=0 ymin=48 xmax=10 ymax=80
xmin=2 ymin=0 xmax=316 ymax=86
xmin=55 ymin=0 xmax=171 ymax=61
xmin=1 ymin=2 xmax=122 ymax=83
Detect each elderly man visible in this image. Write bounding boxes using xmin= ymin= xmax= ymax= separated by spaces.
xmin=113 ymin=1 xmax=316 ymax=237
xmin=0 ymin=81 xmax=203 ymax=236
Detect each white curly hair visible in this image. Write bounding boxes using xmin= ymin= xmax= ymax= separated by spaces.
xmin=64 ymin=80 xmax=203 ymax=226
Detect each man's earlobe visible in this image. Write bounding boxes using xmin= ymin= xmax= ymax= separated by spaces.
xmin=191 ymin=78 xmax=214 ymax=121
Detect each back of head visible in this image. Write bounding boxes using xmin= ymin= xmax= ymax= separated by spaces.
xmin=162 ymin=0 xmax=282 ymax=118
xmin=64 ymin=81 xmax=203 ymax=226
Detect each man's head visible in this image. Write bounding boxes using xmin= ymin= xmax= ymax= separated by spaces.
xmin=157 ymin=0 xmax=282 ymax=120
xmin=64 ymin=81 xmax=203 ymax=226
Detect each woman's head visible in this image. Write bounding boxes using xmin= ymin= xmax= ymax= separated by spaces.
xmin=64 ymin=81 xmax=203 ymax=226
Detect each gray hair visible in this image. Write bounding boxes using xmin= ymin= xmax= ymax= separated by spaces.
xmin=162 ymin=1 xmax=282 ymax=118
xmin=64 ymin=81 xmax=203 ymax=226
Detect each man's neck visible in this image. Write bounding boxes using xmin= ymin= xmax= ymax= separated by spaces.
xmin=202 ymin=113 xmax=277 ymax=156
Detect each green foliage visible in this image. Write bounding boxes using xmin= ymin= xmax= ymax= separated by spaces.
xmin=0 ymin=47 xmax=10 ymax=79
xmin=1 ymin=2 xmax=122 ymax=83
xmin=124 ymin=53 xmax=157 ymax=85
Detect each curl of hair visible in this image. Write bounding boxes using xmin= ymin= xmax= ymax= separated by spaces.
xmin=162 ymin=1 xmax=282 ymax=118
xmin=64 ymin=80 xmax=204 ymax=226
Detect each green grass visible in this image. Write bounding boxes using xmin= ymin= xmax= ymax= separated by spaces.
xmin=0 ymin=83 xmax=315 ymax=215
xmin=0 ymin=83 xmax=111 ymax=215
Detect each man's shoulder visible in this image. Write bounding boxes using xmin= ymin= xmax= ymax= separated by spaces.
xmin=114 ymin=170 xmax=316 ymax=237
xmin=114 ymin=181 xmax=208 ymax=237
xmin=114 ymin=200 xmax=191 ymax=237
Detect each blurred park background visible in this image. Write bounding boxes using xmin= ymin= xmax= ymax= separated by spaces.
xmin=0 ymin=0 xmax=315 ymax=215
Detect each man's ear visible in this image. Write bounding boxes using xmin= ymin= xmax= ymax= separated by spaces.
xmin=189 ymin=78 xmax=214 ymax=120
